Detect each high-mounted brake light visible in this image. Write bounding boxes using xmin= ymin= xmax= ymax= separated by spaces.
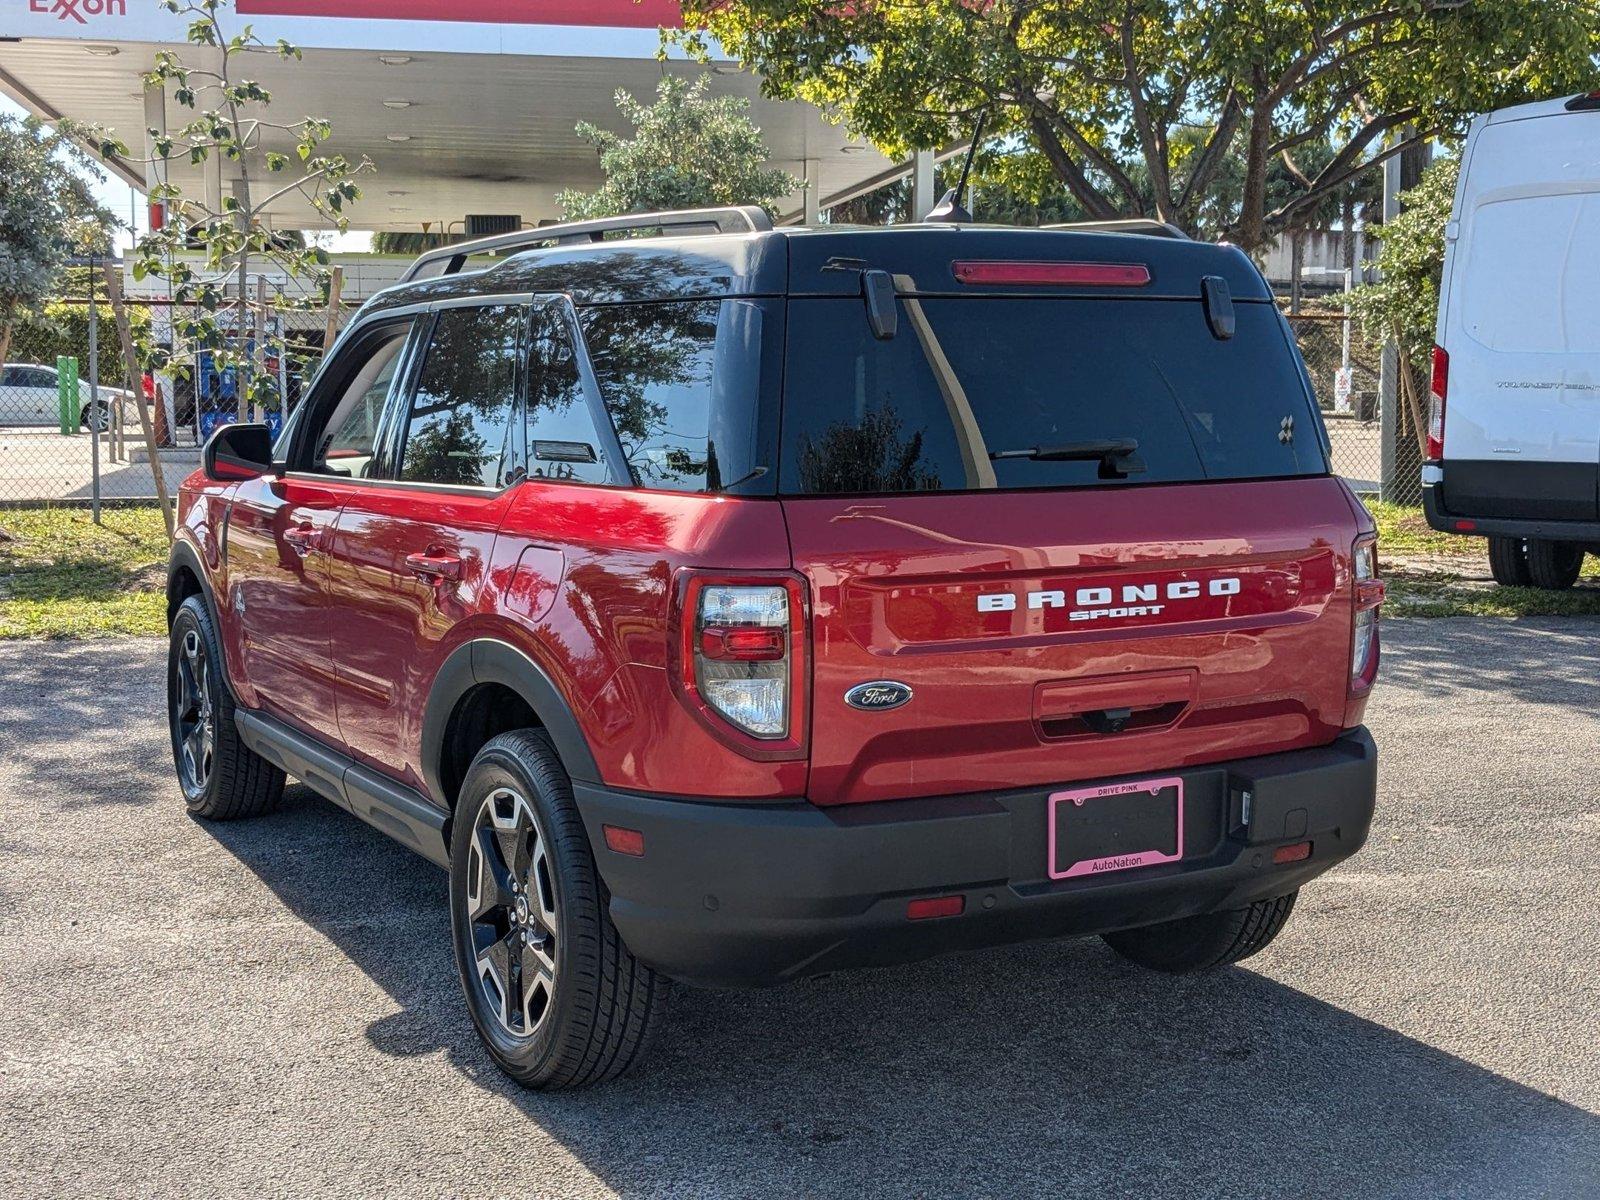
xmin=1427 ymin=345 xmax=1448 ymax=460
xmin=953 ymin=261 xmax=1151 ymax=287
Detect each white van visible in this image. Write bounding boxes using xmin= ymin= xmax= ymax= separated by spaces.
xmin=1424 ymin=91 xmax=1600 ymax=588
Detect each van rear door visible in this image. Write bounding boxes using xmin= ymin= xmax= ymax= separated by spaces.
xmin=776 ymin=244 xmax=1366 ymax=807
xmin=1437 ymin=102 xmax=1600 ymax=520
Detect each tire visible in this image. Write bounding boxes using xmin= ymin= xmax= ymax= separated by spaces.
xmin=448 ymin=730 xmax=664 ymax=1090
xmin=1486 ymin=536 xmax=1532 ymax=587
xmin=1524 ymin=540 xmax=1584 ymax=590
xmin=80 ymin=401 xmax=110 ymax=433
xmin=1102 ymin=892 xmax=1297 ymax=974
xmin=167 ymin=594 xmax=285 ymax=820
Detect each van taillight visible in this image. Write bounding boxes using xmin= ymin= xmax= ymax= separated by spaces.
xmin=686 ymin=580 xmax=803 ymax=742
xmin=1427 ymin=345 xmax=1448 ymax=460
xmin=1351 ymin=536 xmax=1384 ymax=692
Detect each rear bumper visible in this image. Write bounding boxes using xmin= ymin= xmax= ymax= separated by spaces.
xmin=575 ymin=729 xmax=1378 ymax=988
xmin=1425 ymin=477 xmax=1600 ymax=541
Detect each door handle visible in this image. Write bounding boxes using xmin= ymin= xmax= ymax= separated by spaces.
xmin=283 ymin=525 xmax=320 ymax=556
xmin=406 ymin=551 xmax=463 ymax=583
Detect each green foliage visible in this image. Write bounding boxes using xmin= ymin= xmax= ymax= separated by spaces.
xmin=1349 ymin=157 xmax=1460 ymax=376
xmin=557 ymin=76 xmax=797 ymax=220
xmin=678 ymin=0 xmax=1599 ymax=248
xmin=107 ymin=0 xmax=371 ymax=411
xmin=0 ymin=114 xmax=114 ymax=340
xmin=7 ymin=287 xmax=150 ymax=387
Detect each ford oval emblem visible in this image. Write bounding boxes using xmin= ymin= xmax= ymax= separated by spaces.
xmin=845 ymin=681 xmax=913 ymax=712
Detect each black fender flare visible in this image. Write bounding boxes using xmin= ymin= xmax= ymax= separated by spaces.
xmin=167 ymin=536 xmax=219 ymax=627
xmin=421 ymin=638 xmax=602 ymax=808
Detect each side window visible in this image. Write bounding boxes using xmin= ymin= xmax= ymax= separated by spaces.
xmin=305 ymin=330 xmax=409 ymax=479
xmin=524 ymin=305 xmax=611 ymax=485
xmin=580 ymin=300 xmax=720 ymax=492
xmin=397 ymin=304 xmax=523 ymax=489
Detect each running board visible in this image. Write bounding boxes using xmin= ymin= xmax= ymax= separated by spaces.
xmin=234 ymin=710 xmax=450 ymax=869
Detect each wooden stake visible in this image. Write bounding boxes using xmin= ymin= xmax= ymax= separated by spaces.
xmin=322 ymin=264 xmax=344 ymax=358
xmin=103 ymin=263 xmax=175 ymax=542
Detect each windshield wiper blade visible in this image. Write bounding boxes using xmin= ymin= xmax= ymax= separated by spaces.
xmin=989 ymin=438 xmax=1145 ymax=479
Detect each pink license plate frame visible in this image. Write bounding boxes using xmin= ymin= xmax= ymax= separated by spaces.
xmin=1047 ymin=776 xmax=1184 ymax=880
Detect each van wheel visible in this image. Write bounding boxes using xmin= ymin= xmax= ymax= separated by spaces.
xmin=167 ymin=595 xmax=285 ymax=820
xmin=449 ymin=730 xmax=664 ymax=1090
xmin=1524 ymin=540 xmax=1584 ymax=590
xmin=1486 ymin=537 xmax=1532 ymax=587
xmin=1102 ymin=892 xmax=1297 ymax=973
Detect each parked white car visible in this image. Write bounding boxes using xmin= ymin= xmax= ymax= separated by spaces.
xmin=0 ymin=362 xmax=137 ymax=432
xmin=1424 ymin=90 xmax=1600 ymax=588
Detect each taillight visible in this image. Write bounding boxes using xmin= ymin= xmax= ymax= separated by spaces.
xmin=952 ymin=260 xmax=1151 ymax=287
xmin=1427 ymin=345 xmax=1448 ymax=460
xmin=689 ymin=581 xmax=800 ymax=741
xmin=1351 ymin=535 xmax=1384 ymax=691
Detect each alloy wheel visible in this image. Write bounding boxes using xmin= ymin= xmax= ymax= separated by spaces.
xmin=173 ymin=629 xmax=215 ymax=796
xmin=464 ymin=787 xmax=559 ymax=1038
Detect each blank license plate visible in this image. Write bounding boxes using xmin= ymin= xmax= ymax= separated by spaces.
xmin=1048 ymin=776 xmax=1184 ymax=880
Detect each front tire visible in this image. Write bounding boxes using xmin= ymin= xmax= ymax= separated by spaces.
xmin=1486 ymin=536 xmax=1532 ymax=587
xmin=448 ymin=730 xmax=664 ymax=1090
xmin=1524 ymin=540 xmax=1584 ymax=590
xmin=167 ymin=595 xmax=285 ymax=820
xmin=1102 ymin=892 xmax=1297 ymax=973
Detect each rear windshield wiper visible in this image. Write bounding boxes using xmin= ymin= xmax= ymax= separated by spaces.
xmin=989 ymin=438 xmax=1145 ymax=479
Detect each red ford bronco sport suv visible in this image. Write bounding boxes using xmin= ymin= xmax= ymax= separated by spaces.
xmin=166 ymin=207 xmax=1382 ymax=1090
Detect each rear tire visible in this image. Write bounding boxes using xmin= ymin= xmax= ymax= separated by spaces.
xmin=1524 ymin=540 xmax=1584 ymax=590
xmin=1486 ymin=536 xmax=1532 ymax=587
xmin=449 ymin=730 xmax=664 ymax=1090
xmin=167 ymin=595 xmax=285 ymax=820
xmin=1102 ymin=892 xmax=1297 ymax=973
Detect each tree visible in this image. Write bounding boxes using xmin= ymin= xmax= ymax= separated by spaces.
xmin=0 ymin=114 xmax=113 ymax=365
xmin=104 ymin=0 xmax=370 ymax=419
xmin=678 ymin=0 xmax=1599 ymax=249
xmin=557 ymin=75 xmax=797 ymax=220
xmin=1349 ymin=154 xmax=1459 ymax=452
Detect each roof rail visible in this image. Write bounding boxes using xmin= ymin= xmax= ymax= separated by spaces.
xmin=399 ymin=205 xmax=774 ymax=283
xmin=1041 ymin=218 xmax=1190 ymax=240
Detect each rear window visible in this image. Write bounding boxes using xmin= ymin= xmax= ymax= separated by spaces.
xmin=779 ymin=298 xmax=1325 ymax=495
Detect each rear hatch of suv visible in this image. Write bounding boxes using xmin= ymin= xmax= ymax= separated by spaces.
xmin=777 ymin=229 xmax=1370 ymax=807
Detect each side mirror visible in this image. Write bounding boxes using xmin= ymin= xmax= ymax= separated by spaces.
xmin=203 ymin=422 xmax=278 ymax=483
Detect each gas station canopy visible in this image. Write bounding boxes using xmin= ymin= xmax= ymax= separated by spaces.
xmin=0 ymin=0 xmax=905 ymax=231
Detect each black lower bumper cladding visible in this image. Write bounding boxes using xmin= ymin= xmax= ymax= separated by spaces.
xmin=574 ymin=729 xmax=1378 ymax=988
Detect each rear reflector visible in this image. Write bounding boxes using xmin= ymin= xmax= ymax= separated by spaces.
xmin=953 ymin=260 xmax=1150 ymax=287
xmin=602 ymin=825 xmax=645 ymax=857
xmin=1454 ymin=519 xmax=1477 ymax=532
xmin=1273 ymin=841 xmax=1313 ymax=864
xmin=699 ymin=625 xmax=786 ymax=662
xmin=906 ymin=895 xmax=965 ymax=920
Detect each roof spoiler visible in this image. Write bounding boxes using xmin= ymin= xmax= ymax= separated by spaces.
xmin=399 ymin=205 xmax=774 ymax=283
xmin=1041 ymin=219 xmax=1190 ymax=240
xmin=1566 ymin=90 xmax=1600 ymax=112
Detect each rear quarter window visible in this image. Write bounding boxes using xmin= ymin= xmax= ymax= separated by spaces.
xmin=779 ymin=297 xmax=1325 ymax=495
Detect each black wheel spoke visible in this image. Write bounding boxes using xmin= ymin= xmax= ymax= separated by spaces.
xmin=469 ymin=825 xmax=515 ymax=922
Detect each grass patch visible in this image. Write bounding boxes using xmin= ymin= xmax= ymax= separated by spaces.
xmin=1385 ymin=572 xmax=1600 ymax=618
xmin=0 ymin=506 xmax=169 ymax=639
xmin=1365 ymin=500 xmax=1475 ymax=559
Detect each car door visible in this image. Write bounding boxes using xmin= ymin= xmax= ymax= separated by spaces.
xmin=1 ymin=366 xmax=59 ymax=425
xmin=323 ymin=299 xmax=527 ymax=790
xmin=222 ymin=317 xmax=417 ymax=739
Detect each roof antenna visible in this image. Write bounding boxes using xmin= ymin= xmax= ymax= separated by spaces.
xmin=924 ymin=111 xmax=987 ymax=224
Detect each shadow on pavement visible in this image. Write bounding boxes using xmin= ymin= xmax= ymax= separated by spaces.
xmin=1378 ymin=616 xmax=1600 ymax=709
xmin=206 ymin=784 xmax=1600 ymax=1200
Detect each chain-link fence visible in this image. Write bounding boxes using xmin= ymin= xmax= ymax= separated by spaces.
xmin=1285 ymin=308 xmax=1423 ymax=500
xmin=1 ymin=273 xmax=347 ymax=510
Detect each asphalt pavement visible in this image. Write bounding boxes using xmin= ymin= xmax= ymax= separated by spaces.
xmin=1 ymin=620 xmax=1597 ymax=1199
